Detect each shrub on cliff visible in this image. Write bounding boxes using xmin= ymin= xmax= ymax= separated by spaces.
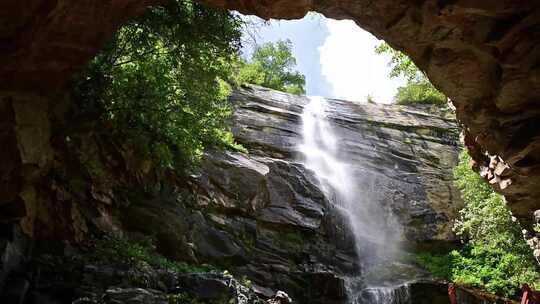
xmin=72 ymin=0 xmax=244 ymax=171
xmin=87 ymin=237 xmax=215 ymax=274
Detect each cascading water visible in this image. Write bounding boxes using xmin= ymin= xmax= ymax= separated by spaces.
xmin=299 ymin=96 xmax=411 ymax=304
xmin=358 ymin=285 xmax=411 ymax=304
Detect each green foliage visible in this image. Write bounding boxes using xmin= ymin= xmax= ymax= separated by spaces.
xmin=375 ymin=43 xmax=421 ymax=82
xmin=416 ymin=252 xmax=453 ymax=279
xmin=72 ymin=0 xmax=244 ymax=171
xmin=452 ymin=245 xmax=540 ymax=296
xmin=375 ymin=43 xmax=447 ymax=106
xmin=418 ymin=246 xmax=540 ymax=297
xmin=88 ymin=238 xmax=255 ymax=303
xmin=89 ymin=237 xmax=215 ymax=273
xmin=366 ymin=94 xmax=375 ymax=104
xmin=219 ymin=130 xmax=248 ymax=153
xmin=283 ymin=231 xmax=303 ymax=244
xmin=235 ymin=39 xmax=306 ymax=95
xmin=240 ymin=275 xmax=253 ymax=288
xmin=453 ymin=152 xmax=519 ymax=245
xmin=394 ymin=81 xmax=447 ymax=106
xmin=79 ymin=152 xmax=114 ymax=186
xmin=417 ymin=150 xmax=540 ymax=298
xmin=452 ymin=150 xmax=540 ymax=296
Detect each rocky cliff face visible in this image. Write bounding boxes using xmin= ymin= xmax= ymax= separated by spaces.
xmin=198 ymin=0 xmax=540 ymax=221
xmin=228 ymin=86 xmax=460 ymax=245
xmin=1 ymin=0 xmax=539 ymax=222
xmin=0 ymin=86 xmax=473 ymax=304
xmin=181 ymin=86 xmax=462 ymax=301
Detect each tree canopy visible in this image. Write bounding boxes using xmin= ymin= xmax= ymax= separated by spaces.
xmin=72 ymin=0 xmax=245 ymax=171
xmin=72 ymin=4 xmax=306 ymax=172
xmin=235 ymin=39 xmax=306 ymax=95
xmin=375 ymin=43 xmax=447 ymax=106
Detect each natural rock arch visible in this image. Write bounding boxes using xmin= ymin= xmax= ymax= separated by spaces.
xmin=0 ymin=0 xmax=539 ymax=231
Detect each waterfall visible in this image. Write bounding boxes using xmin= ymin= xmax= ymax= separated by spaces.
xmin=358 ymin=285 xmax=411 ymax=304
xmin=299 ymin=96 xmax=410 ymax=304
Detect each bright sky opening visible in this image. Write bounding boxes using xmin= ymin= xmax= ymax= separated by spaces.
xmin=241 ymin=13 xmax=406 ymax=104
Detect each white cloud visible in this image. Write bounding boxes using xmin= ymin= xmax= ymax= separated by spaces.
xmin=319 ymin=18 xmax=405 ymax=104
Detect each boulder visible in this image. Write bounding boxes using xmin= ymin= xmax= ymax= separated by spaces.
xmin=177 ymin=273 xmax=231 ymax=301
xmin=257 ymin=160 xmax=326 ymax=230
xmin=101 ymin=288 xmax=168 ymax=304
xmin=177 ymin=273 xmax=263 ymax=304
xmin=267 ymin=291 xmax=292 ymax=304
xmin=191 ymin=224 xmax=246 ymax=263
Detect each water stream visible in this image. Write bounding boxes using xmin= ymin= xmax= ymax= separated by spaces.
xmin=299 ymin=96 xmax=411 ymax=304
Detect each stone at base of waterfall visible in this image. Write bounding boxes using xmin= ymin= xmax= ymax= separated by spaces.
xmin=267 ymin=291 xmax=292 ymax=304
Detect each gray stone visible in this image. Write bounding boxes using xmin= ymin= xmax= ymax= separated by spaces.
xmin=191 ymin=225 xmax=246 ymax=262
xmin=101 ymin=288 xmax=168 ymax=304
xmin=177 ymin=273 xmax=231 ymax=300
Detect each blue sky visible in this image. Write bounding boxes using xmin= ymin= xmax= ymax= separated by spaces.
xmin=241 ymin=13 xmax=406 ymax=104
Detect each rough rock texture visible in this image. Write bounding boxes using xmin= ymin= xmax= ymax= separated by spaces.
xmin=222 ymin=86 xmax=462 ymax=246
xmin=189 ymin=149 xmax=354 ymax=303
xmin=0 ymin=0 xmax=160 ymax=92
xmin=196 ymin=0 xmax=540 ymax=219
xmin=55 ymin=86 xmax=458 ymax=303
xmin=173 ymin=86 xmax=460 ymax=301
xmin=0 ymin=87 xmax=478 ymax=304
xmin=1 ymin=0 xmax=539 ymax=220
xmin=0 ymin=241 xmax=268 ymax=304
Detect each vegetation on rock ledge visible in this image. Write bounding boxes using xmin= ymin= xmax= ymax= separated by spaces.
xmin=87 ymin=237 xmax=216 ymax=274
